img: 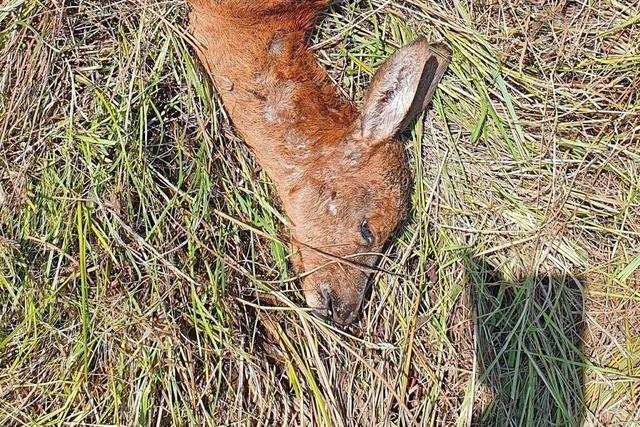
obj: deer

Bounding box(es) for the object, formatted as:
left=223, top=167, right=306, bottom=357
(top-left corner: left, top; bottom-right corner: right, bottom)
left=189, top=0, right=449, bottom=325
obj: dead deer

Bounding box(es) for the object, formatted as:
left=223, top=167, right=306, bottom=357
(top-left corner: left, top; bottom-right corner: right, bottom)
left=189, top=0, right=449, bottom=325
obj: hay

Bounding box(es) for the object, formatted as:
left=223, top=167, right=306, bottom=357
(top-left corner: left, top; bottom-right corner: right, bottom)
left=1, top=0, right=638, bottom=425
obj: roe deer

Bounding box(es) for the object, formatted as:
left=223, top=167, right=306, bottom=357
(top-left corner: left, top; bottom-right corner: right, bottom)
left=189, top=0, right=449, bottom=325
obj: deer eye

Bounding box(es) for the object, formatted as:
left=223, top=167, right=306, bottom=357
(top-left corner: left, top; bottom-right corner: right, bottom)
left=360, top=219, right=375, bottom=246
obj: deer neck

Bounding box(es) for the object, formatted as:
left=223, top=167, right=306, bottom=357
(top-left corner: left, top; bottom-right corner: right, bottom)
left=192, top=14, right=359, bottom=190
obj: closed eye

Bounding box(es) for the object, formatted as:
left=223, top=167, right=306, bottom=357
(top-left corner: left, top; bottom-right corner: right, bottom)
left=360, top=219, right=375, bottom=246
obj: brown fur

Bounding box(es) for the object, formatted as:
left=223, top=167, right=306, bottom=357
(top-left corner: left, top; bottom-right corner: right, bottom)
left=189, top=0, right=449, bottom=325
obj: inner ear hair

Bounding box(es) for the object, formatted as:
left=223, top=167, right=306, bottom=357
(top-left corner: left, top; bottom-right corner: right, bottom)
left=358, top=37, right=451, bottom=143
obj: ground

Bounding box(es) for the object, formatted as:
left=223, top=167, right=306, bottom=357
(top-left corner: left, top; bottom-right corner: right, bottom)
left=1, top=0, right=639, bottom=426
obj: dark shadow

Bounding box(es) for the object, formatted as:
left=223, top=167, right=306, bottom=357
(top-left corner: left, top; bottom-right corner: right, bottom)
left=465, top=257, right=586, bottom=427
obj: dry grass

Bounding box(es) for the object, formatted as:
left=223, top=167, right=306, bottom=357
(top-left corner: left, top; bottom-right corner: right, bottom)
left=1, top=0, right=639, bottom=425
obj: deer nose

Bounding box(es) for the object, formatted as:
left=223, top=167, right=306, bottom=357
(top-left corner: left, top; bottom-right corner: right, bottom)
left=309, top=289, right=360, bottom=326
left=331, top=299, right=360, bottom=326
left=309, top=287, right=332, bottom=321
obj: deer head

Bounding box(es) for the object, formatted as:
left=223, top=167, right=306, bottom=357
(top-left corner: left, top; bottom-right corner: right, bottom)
left=189, top=1, right=449, bottom=325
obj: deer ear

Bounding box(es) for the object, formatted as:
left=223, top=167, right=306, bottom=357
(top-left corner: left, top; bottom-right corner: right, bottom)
left=358, top=37, right=450, bottom=142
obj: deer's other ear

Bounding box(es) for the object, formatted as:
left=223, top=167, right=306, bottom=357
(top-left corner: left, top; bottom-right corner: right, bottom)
left=358, top=37, right=450, bottom=142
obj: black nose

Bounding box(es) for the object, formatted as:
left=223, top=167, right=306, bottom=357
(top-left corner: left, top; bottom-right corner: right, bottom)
left=310, top=289, right=360, bottom=326
left=331, top=300, right=360, bottom=326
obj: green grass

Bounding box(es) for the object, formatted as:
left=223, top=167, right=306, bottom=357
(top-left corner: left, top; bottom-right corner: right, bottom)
left=1, top=0, right=639, bottom=425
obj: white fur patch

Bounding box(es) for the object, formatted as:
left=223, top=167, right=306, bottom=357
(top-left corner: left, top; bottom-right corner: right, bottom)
left=282, top=162, right=297, bottom=172
left=269, top=38, right=285, bottom=55
left=264, top=81, right=295, bottom=123
left=305, top=289, right=326, bottom=313
left=284, top=128, right=308, bottom=149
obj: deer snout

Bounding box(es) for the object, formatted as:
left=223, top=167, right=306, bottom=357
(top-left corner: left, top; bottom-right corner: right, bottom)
left=304, top=279, right=365, bottom=326
left=329, top=296, right=361, bottom=326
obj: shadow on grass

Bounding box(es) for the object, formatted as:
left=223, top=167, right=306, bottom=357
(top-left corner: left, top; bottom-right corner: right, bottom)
left=466, top=257, right=586, bottom=427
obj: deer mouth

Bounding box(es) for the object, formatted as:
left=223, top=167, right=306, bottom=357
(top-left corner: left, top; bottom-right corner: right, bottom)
left=309, top=291, right=362, bottom=326
left=305, top=276, right=367, bottom=326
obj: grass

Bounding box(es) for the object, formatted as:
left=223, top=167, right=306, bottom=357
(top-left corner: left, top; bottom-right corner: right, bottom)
left=1, top=0, right=639, bottom=425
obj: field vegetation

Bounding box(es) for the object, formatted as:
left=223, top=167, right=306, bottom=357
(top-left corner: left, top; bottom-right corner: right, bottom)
left=1, top=0, right=639, bottom=425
